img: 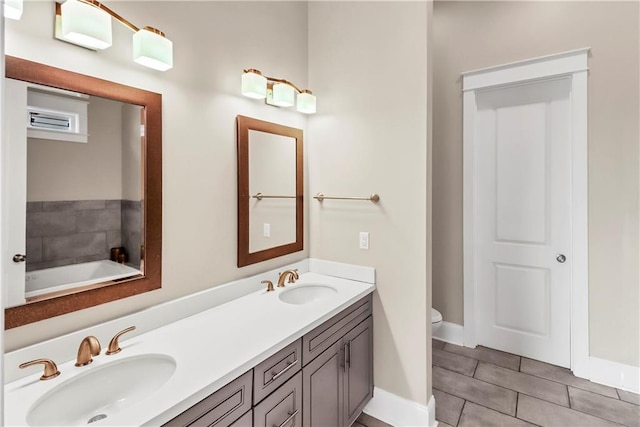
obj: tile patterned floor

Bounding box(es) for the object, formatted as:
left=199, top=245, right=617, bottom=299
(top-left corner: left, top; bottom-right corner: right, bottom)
left=432, top=339, right=640, bottom=427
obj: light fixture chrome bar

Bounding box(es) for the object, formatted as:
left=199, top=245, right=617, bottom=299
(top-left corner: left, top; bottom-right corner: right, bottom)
left=314, top=193, right=380, bottom=204
left=252, top=193, right=296, bottom=201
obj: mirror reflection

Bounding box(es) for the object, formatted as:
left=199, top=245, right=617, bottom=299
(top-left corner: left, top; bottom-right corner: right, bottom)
left=248, top=130, right=297, bottom=253
left=7, top=80, right=144, bottom=305
left=25, top=88, right=144, bottom=301
left=237, top=116, right=303, bottom=267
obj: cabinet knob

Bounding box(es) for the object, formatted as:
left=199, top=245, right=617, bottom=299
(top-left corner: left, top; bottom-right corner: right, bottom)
left=13, top=254, right=26, bottom=263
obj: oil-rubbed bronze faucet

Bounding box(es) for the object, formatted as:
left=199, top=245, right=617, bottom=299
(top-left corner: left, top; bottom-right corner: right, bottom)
left=277, top=269, right=299, bottom=287
left=75, top=336, right=101, bottom=367
left=19, top=358, right=60, bottom=380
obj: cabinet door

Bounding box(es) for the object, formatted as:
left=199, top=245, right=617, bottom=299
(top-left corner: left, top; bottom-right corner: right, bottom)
left=254, top=372, right=302, bottom=427
left=343, top=317, right=373, bottom=427
left=302, top=340, right=344, bottom=427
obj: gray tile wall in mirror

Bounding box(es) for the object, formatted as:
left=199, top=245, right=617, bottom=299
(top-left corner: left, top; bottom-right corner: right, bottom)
left=26, top=200, right=141, bottom=271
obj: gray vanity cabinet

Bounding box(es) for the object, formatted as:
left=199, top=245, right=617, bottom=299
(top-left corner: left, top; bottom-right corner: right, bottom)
left=163, top=294, right=372, bottom=427
left=302, top=296, right=374, bottom=427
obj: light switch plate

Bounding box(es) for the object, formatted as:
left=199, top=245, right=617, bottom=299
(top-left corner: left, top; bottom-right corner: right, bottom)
left=263, top=223, right=270, bottom=237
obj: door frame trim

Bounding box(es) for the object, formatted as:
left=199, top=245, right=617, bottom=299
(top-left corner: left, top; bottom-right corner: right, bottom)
left=462, top=48, right=590, bottom=377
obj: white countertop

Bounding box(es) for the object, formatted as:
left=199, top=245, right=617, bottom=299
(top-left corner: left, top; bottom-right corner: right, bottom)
left=4, top=272, right=375, bottom=426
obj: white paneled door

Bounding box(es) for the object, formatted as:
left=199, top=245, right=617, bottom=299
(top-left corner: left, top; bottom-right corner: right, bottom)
left=474, top=77, right=572, bottom=368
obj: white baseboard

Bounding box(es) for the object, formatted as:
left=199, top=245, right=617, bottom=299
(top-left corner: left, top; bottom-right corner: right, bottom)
left=589, top=356, right=640, bottom=393
left=364, top=387, right=432, bottom=426
left=432, top=321, right=464, bottom=346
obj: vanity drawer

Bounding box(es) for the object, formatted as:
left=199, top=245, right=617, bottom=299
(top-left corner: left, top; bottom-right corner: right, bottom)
left=163, top=370, right=253, bottom=427
left=253, top=339, right=302, bottom=404
left=302, top=294, right=372, bottom=365
left=229, top=410, right=252, bottom=427
left=253, top=372, right=303, bottom=427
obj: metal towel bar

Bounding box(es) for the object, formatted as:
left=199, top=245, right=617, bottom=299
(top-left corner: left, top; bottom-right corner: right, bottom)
left=314, top=192, right=380, bottom=203
left=252, top=192, right=296, bottom=200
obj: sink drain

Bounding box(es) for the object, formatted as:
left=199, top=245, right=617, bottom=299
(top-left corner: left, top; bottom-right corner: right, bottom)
left=87, top=414, right=107, bottom=424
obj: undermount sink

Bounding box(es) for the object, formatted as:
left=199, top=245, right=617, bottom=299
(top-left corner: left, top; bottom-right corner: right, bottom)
left=279, top=284, right=338, bottom=305
left=27, top=354, right=176, bottom=426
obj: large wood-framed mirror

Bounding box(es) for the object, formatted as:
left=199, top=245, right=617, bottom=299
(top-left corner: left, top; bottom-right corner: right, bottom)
left=4, top=56, right=162, bottom=329
left=237, top=116, right=303, bottom=267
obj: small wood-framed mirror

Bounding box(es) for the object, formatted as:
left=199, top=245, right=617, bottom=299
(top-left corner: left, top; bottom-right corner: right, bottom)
left=237, top=116, right=303, bottom=267
left=4, top=56, right=162, bottom=329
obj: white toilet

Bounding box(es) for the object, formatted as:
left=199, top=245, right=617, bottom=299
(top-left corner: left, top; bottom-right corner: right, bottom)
left=432, top=308, right=443, bottom=333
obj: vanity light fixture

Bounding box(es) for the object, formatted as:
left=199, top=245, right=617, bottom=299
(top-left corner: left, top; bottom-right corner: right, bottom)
left=241, top=69, right=317, bottom=114
left=4, top=0, right=24, bottom=20
left=55, top=0, right=173, bottom=71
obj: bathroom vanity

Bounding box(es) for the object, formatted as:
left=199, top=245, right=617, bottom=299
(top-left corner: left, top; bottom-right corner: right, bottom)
left=164, top=295, right=372, bottom=427
left=4, top=265, right=375, bottom=427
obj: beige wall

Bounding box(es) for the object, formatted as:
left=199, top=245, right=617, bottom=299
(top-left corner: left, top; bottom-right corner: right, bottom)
left=432, top=1, right=640, bottom=367
left=5, top=0, right=309, bottom=350
left=308, top=1, right=431, bottom=404
left=27, top=96, right=123, bottom=201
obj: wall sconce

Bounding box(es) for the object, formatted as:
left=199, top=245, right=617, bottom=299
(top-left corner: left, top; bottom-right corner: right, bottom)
left=4, top=0, right=24, bottom=20
left=241, top=69, right=316, bottom=114
left=54, top=0, right=173, bottom=71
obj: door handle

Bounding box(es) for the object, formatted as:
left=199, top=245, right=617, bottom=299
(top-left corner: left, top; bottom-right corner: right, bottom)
left=13, top=254, right=26, bottom=263
left=556, top=254, right=567, bottom=263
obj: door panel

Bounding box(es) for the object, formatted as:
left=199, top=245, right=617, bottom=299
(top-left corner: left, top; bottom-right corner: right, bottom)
left=495, top=263, right=549, bottom=336
left=475, top=77, right=571, bottom=367
left=495, top=102, right=548, bottom=244
left=3, top=79, right=28, bottom=307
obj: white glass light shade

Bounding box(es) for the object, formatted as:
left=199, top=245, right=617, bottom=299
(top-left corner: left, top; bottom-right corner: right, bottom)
left=61, top=0, right=112, bottom=50
left=4, top=0, right=23, bottom=20
left=242, top=70, right=267, bottom=99
left=296, top=91, right=317, bottom=114
left=271, top=83, right=295, bottom=107
left=133, top=28, right=173, bottom=71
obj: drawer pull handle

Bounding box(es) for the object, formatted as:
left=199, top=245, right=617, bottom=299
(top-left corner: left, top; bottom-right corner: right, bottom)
left=270, top=359, right=298, bottom=383
left=275, top=409, right=299, bottom=427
